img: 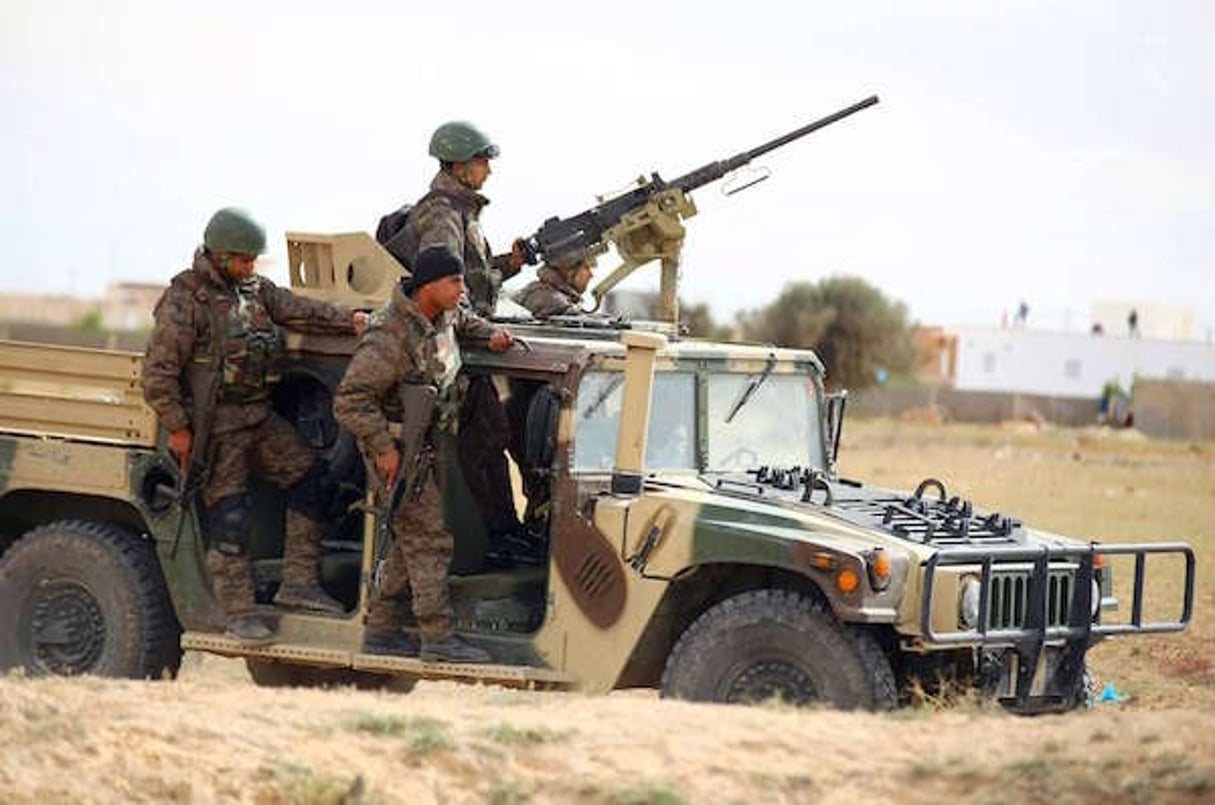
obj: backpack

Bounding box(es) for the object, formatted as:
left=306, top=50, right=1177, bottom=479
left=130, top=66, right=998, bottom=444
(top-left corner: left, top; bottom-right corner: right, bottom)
left=375, top=203, right=413, bottom=246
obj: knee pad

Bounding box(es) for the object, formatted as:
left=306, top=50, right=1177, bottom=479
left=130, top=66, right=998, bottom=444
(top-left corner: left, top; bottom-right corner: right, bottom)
left=206, top=494, right=251, bottom=556
left=285, top=459, right=327, bottom=521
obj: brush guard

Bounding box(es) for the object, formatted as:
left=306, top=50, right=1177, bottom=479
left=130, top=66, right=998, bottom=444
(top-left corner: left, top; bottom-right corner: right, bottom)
left=919, top=542, right=1195, bottom=706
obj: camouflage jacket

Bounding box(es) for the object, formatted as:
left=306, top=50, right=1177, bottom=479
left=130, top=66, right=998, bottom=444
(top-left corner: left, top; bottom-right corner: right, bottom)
left=512, top=266, right=584, bottom=318
left=386, top=171, right=519, bottom=317
left=141, top=249, right=356, bottom=435
left=333, top=282, right=498, bottom=458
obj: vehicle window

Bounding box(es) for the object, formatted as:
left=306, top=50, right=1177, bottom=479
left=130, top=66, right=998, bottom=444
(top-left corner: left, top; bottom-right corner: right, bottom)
left=573, top=371, right=697, bottom=472
left=706, top=373, right=824, bottom=471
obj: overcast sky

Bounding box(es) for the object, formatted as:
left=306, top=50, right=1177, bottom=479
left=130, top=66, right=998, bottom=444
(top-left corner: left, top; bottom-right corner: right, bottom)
left=2, top=0, right=1212, bottom=337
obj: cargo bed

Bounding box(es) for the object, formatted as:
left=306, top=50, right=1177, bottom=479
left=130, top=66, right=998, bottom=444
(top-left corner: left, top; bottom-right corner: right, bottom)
left=0, top=339, right=156, bottom=447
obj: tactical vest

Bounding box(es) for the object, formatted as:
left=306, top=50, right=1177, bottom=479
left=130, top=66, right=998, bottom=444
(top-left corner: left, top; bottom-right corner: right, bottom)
left=181, top=272, right=285, bottom=404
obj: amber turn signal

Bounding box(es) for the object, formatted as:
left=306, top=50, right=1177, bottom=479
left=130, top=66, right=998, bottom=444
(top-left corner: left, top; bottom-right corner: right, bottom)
left=836, top=568, right=860, bottom=594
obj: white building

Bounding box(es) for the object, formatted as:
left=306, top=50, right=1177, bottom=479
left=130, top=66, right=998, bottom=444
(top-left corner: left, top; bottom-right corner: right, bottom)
left=953, top=327, right=1215, bottom=397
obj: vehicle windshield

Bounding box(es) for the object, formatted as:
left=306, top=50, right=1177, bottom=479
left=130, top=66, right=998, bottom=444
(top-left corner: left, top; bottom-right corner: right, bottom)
left=572, top=368, right=825, bottom=474
left=573, top=372, right=696, bottom=472
left=706, top=373, right=823, bottom=472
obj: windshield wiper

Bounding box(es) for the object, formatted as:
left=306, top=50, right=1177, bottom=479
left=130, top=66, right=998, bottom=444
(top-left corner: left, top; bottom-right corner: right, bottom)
left=724, top=353, right=777, bottom=424
left=581, top=373, right=625, bottom=419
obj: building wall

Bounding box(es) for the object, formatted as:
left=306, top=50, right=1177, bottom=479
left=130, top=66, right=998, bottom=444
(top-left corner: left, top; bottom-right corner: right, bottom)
left=953, top=327, right=1215, bottom=397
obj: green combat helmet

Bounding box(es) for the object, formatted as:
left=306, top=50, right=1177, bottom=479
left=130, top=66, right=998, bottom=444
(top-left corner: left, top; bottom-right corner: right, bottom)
left=429, top=121, right=500, bottom=162
left=203, top=207, right=267, bottom=255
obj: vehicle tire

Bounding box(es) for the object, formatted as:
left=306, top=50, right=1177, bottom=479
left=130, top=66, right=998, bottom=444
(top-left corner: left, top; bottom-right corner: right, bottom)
left=246, top=659, right=417, bottom=693
left=0, top=520, right=182, bottom=679
left=660, top=588, right=896, bottom=710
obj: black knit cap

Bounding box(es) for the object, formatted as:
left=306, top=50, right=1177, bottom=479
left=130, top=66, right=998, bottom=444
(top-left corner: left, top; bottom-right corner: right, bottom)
left=404, top=246, right=464, bottom=292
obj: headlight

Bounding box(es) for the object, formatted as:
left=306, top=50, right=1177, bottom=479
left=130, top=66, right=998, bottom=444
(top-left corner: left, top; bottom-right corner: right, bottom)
left=959, top=575, right=981, bottom=629
left=1091, top=579, right=1101, bottom=619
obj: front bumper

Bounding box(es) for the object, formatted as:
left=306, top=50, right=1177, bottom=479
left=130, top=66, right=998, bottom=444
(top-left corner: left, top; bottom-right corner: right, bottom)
left=919, top=542, right=1195, bottom=705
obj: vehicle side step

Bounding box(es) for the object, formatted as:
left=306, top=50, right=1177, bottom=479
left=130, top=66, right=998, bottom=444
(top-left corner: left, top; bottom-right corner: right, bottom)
left=181, top=631, right=576, bottom=689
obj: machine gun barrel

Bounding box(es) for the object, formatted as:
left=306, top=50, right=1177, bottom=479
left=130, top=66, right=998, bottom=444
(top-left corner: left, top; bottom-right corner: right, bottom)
left=669, top=94, right=879, bottom=193
left=522, top=95, right=879, bottom=267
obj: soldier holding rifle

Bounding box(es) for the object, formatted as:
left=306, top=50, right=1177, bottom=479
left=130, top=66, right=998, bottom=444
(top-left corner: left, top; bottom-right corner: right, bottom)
left=334, top=246, right=513, bottom=663
left=141, top=208, right=367, bottom=646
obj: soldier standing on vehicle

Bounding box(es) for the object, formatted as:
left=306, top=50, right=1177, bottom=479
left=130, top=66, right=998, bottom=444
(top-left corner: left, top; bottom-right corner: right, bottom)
left=141, top=207, right=368, bottom=645
left=333, top=246, right=513, bottom=663
left=379, top=120, right=532, bottom=552
left=512, top=247, right=596, bottom=318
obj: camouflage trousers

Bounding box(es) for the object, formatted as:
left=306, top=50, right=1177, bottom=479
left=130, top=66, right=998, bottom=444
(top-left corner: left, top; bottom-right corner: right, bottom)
left=457, top=376, right=519, bottom=534
left=365, top=450, right=454, bottom=641
left=202, top=412, right=314, bottom=505
left=201, top=412, right=326, bottom=616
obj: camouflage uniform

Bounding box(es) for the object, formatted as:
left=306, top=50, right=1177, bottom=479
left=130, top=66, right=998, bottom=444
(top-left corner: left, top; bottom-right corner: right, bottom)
left=383, top=169, right=522, bottom=538
left=512, top=266, right=585, bottom=318
left=385, top=170, right=520, bottom=317
left=141, top=249, right=356, bottom=622
left=333, top=282, right=496, bottom=641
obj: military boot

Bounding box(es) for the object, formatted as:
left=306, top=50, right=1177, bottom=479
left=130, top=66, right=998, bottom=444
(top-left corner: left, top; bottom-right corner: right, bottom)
left=274, top=511, right=346, bottom=615
left=362, top=629, right=420, bottom=657
left=420, top=634, right=492, bottom=664
left=206, top=549, right=278, bottom=647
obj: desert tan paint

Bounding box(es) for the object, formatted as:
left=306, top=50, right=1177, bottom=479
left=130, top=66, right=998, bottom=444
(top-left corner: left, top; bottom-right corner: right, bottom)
left=613, top=331, right=666, bottom=475
left=7, top=440, right=133, bottom=496
left=0, top=339, right=157, bottom=447
left=285, top=232, right=403, bottom=309
left=533, top=497, right=673, bottom=691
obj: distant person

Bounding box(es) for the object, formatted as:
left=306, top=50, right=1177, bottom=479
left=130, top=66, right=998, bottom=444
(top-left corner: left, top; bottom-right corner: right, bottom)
left=1014, top=300, right=1029, bottom=327
left=1091, top=322, right=1104, bottom=336
left=1128, top=308, right=1140, bottom=338
left=141, top=207, right=367, bottom=646
left=512, top=247, right=596, bottom=318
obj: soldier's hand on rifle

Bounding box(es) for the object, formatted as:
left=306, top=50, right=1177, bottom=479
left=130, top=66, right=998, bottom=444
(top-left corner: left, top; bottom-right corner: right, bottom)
left=487, top=329, right=514, bottom=353
left=168, top=427, right=192, bottom=476
left=376, top=448, right=402, bottom=486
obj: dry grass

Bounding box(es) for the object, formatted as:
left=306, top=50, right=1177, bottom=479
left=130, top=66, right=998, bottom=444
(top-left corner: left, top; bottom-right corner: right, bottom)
left=0, top=419, right=1211, bottom=804
left=840, top=417, right=1215, bottom=711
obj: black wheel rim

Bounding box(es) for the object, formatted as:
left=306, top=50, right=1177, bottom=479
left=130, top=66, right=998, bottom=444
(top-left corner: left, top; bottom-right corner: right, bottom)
left=723, top=657, right=819, bottom=705
left=22, top=579, right=107, bottom=675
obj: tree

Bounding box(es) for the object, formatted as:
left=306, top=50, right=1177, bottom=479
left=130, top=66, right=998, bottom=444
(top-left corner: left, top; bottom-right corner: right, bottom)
left=737, top=276, right=913, bottom=391
left=679, top=299, right=733, bottom=340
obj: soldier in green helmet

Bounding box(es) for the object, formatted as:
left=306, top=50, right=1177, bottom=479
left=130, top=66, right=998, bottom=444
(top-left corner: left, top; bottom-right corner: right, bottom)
left=141, top=207, right=369, bottom=645
left=379, top=120, right=525, bottom=316
left=377, top=122, right=537, bottom=555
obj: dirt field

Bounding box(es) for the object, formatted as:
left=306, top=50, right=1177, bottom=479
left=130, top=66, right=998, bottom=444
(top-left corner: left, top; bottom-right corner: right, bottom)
left=2, top=419, right=1212, bottom=805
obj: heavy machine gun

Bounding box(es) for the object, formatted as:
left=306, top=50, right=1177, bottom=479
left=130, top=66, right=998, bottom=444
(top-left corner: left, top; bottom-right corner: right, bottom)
left=520, top=95, right=879, bottom=322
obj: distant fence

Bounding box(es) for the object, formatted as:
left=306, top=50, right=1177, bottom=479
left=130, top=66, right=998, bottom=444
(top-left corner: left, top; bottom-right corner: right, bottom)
left=1132, top=379, right=1215, bottom=441
left=849, top=387, right=1099, bottom=427
left=851, top=383, right=1215, bottom=441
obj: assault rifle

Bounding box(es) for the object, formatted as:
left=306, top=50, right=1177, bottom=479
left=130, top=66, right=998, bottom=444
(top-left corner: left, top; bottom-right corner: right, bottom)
left=520, top=95, right=879, bottom=321
left=372, top=384, right=438, bottom=588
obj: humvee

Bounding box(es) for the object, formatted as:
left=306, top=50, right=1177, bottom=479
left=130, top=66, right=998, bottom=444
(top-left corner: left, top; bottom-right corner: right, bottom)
left=0, top=232, right=1195, bottom=712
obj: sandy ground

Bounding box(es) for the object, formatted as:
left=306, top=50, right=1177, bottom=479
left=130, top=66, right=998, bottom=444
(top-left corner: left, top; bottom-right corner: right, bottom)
left=2, top=420, right=1213, bottom=804
left=2, top=662, right=1213, bottom=805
